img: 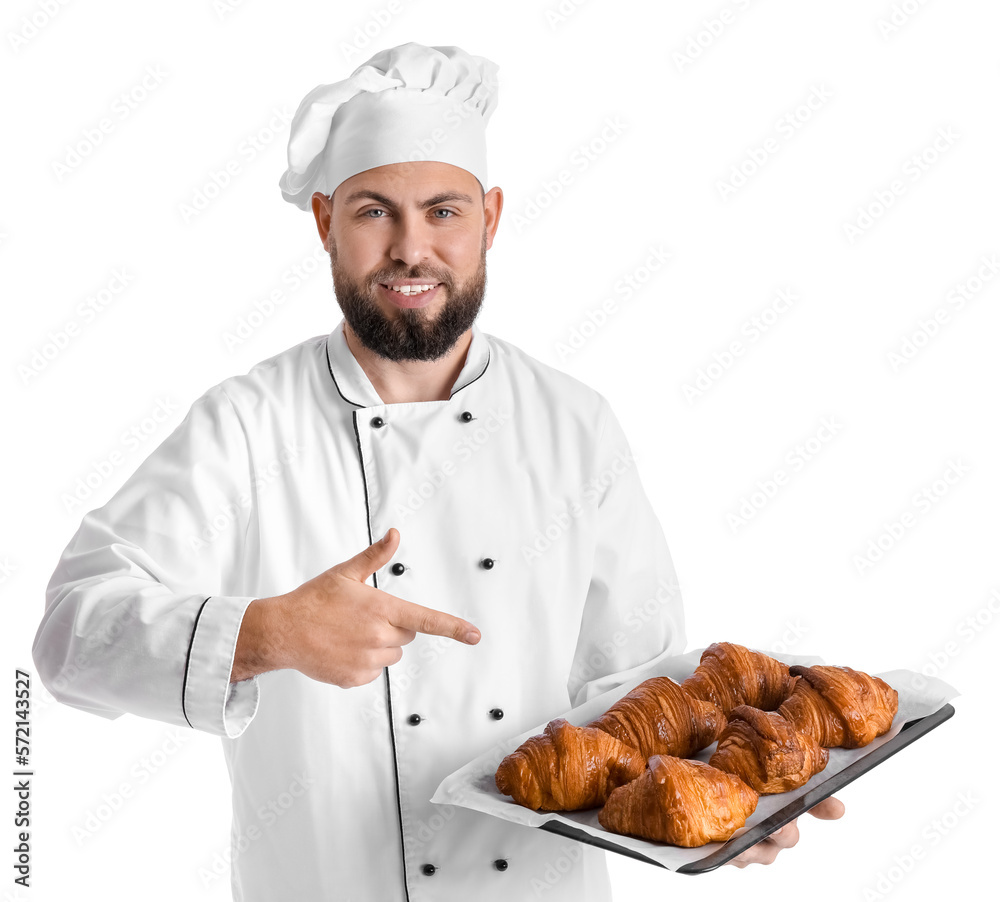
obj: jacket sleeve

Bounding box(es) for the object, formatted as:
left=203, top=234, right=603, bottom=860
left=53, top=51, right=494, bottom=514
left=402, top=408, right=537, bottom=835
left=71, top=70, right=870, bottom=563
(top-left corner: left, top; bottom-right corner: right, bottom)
left=32, top=383, right=260, bottom=739
left=566, top=397, right=687, bottom=708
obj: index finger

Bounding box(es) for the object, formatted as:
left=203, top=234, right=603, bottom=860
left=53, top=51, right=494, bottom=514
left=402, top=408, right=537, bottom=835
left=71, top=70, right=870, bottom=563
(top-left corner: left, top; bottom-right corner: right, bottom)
left=386, top=596, right=481, bottom=644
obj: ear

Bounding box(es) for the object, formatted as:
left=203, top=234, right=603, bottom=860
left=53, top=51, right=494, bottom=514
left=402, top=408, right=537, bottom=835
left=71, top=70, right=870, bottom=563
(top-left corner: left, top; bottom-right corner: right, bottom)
left=483, top=186, right=503, bottom=250
left=311, top=192, right=333, bottom=250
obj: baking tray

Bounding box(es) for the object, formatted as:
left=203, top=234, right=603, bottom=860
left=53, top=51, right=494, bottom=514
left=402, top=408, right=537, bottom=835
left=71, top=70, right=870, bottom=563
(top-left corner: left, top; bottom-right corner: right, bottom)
left=431, top=656, right=959, bottom=871
left=538, top=702, right=955, bottom=874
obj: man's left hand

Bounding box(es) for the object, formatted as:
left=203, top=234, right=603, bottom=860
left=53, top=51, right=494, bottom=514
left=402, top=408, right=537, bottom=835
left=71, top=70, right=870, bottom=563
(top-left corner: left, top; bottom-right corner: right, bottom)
left=727, top=796, right=846, bottom=867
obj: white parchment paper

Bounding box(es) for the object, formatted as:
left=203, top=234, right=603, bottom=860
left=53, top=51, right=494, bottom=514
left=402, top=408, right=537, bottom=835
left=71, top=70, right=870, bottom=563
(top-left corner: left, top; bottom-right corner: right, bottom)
left=430, top=648, right=959, bottom=871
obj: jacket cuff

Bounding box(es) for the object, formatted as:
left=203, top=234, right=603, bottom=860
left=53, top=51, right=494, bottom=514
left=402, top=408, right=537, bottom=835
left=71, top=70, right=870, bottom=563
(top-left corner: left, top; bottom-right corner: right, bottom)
left=182, top=595, right=260, bottom=738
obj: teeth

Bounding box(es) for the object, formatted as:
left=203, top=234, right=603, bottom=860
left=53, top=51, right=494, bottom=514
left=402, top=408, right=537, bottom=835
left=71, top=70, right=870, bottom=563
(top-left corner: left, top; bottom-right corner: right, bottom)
left=386, top=284, right=437, bottom=295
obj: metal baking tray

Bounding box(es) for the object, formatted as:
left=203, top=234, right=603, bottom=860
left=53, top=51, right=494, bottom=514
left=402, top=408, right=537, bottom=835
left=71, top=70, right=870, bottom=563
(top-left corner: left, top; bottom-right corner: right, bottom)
left=537, top=703, right=955, bottom=874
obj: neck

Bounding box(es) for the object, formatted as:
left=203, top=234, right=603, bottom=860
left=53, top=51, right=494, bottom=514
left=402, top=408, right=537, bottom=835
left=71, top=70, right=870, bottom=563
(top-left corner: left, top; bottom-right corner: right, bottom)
left=343, top=323, right=473, bottom=404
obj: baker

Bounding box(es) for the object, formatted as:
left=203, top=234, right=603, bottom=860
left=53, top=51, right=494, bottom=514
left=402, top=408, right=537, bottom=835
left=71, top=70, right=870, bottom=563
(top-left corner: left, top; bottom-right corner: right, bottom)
left=33, top=41, right=841, bottom=901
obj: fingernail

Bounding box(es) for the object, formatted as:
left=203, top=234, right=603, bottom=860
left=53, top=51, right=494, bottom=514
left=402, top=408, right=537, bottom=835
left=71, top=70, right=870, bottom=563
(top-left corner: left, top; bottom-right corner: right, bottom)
left=463, top=629, right=481, bottom=644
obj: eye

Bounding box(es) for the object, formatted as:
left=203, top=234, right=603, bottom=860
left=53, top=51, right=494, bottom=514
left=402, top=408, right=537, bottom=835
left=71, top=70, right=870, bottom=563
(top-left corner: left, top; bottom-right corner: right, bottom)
left=434, top=209, right=456, bottom=218
left=363, top=208, right=387, bottom=218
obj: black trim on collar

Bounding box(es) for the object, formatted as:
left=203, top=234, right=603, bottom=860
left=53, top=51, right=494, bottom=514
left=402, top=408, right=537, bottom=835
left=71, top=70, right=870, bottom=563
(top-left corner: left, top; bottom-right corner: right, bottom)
left=452, top=346, right=491, bottom=396
left=326, top=341, right=363, bottom=409
left=326, top=333, right=492, bottom=408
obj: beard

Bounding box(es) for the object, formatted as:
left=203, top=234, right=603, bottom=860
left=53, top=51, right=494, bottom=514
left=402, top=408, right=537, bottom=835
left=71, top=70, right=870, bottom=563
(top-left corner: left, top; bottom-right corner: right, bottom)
left=330, top=229, right=487, bottom=362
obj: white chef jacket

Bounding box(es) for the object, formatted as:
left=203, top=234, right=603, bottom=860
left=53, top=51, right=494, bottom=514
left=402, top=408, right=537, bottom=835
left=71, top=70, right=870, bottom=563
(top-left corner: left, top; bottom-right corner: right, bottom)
left=33, top=316, right=686, bottom=901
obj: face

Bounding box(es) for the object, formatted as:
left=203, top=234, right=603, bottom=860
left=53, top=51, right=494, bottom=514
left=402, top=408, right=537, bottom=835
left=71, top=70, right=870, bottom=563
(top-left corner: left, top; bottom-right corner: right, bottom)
left=312, top=161, right=503, bottom=362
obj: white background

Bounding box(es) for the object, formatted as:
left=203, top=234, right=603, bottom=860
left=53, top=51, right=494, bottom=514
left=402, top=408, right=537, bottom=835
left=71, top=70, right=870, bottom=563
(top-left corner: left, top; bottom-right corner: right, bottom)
left=2, top=0, right=997, bottom=899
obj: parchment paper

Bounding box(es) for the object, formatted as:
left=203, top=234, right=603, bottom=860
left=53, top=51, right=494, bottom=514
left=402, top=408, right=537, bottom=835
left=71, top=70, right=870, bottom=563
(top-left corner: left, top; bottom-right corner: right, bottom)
left=430, top=647, right=959, bottom=871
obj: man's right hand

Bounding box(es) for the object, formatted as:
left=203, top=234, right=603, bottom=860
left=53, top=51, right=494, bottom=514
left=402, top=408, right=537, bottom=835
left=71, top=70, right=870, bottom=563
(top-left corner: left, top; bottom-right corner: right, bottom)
left=230, top=527, right=481, bottom=686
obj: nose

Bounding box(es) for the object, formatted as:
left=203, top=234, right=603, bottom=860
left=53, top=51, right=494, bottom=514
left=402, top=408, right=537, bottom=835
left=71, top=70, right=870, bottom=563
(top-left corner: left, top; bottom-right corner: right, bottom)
left=386, top=210, right=435, bottom=270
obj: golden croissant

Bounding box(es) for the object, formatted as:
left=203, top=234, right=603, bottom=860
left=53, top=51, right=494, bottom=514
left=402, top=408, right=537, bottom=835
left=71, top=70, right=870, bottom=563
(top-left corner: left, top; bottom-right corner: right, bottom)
left=599, top=755, right=759, bottom=847
left=494, top=718, right=647, bottom=811
left=681, top=641, right=796, bottom=715
left=778, top=664, right=898, bottom=749
left=586, top=676, right=724, bottom=759
left=709, top=704, right=829, bottom=793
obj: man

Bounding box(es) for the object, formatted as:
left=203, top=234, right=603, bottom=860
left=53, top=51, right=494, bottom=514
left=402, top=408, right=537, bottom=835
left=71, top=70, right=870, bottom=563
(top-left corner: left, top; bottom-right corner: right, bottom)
left=33, top=42, right=840, bottom=901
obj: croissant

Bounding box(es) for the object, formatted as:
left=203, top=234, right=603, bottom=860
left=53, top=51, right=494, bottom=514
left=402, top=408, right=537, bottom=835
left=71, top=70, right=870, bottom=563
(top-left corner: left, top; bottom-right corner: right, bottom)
left=494, top=718, right=646, bottom=811
left=681, top=642, right=796, bottom=715
left=777, top=665, right=898, bottom=749
left=709, top=704, right=829, bottom=793
left=586, top=676, right=724, bottom=759
left=599, top=755, right=759, bottom=847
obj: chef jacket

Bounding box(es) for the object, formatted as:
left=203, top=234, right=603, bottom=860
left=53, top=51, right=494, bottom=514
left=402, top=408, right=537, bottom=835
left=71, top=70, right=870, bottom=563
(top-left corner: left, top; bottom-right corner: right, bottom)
left=33, top=316, right=686, bottom=901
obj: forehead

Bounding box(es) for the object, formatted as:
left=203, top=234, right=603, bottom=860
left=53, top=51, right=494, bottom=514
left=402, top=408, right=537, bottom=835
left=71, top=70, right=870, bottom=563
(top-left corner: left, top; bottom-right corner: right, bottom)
left=334, top=161, right=480, bottom=204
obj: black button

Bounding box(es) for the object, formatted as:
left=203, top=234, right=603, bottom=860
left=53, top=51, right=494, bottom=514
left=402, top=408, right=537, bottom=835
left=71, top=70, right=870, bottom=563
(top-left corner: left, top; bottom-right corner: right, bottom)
left=493, top=858, right=508, bottom=871
left=481, top=558, right=495, bottom=570
left=460, top=411, right=473, bottom=422
left=408, top=714, right=422, bottom=725
left=489, top=708, right=504, bottom=720
left=391, top=562, right=405, bottom=576
left=371, top=416, right=385, bottom=428
left=421, top=863, right=436, bottom=876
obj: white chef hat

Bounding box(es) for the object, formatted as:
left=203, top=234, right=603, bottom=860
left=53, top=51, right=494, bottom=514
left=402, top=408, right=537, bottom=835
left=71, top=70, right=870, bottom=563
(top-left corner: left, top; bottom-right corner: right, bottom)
left=278, top=42, right=500, bottom=211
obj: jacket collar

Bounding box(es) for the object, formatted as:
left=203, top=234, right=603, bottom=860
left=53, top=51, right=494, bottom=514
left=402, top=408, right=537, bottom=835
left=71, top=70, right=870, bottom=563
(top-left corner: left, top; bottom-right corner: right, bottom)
left=325, top=316, right=491, bottom=408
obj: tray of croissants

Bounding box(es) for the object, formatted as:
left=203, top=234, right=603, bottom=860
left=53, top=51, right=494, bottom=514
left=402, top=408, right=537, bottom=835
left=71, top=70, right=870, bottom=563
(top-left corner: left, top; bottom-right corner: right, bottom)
left=431, top=642, right=957, bottom=872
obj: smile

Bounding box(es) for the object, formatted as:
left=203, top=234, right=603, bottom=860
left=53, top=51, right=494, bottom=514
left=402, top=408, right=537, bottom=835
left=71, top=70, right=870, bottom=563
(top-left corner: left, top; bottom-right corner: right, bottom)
left=381, top=283, right=440, bottom=296
left=378, top=282, right=443, bottom=309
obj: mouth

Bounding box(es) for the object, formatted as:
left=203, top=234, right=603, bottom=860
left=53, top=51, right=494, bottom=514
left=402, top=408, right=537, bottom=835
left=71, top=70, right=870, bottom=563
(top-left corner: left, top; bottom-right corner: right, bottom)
left=378, top=281, right=443, bottom=309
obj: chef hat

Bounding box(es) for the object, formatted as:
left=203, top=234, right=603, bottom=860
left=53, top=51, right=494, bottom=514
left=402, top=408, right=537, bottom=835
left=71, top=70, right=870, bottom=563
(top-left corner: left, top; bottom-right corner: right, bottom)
left=278, top=42, right=500, bottom=210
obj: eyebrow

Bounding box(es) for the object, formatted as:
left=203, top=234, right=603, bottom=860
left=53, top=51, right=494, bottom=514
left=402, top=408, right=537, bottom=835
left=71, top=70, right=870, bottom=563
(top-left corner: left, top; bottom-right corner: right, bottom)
left=341, top=189, right=476, bottom=210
